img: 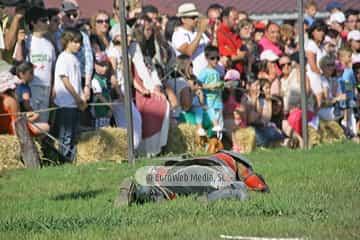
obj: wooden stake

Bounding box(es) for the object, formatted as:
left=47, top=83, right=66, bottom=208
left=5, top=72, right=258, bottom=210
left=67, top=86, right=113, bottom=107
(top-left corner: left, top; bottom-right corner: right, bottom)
left=14, top=116, right=40, bottom=168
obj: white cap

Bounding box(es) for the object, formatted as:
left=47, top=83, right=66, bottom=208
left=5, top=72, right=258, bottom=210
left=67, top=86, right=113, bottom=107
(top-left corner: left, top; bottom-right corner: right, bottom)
left=260, top=50, right=279, bottom=62
left=347, top=30, right=360, bottom=41
left=329, top=12, right=346, bottom=24
left=109, top=24, right=133, bottom=40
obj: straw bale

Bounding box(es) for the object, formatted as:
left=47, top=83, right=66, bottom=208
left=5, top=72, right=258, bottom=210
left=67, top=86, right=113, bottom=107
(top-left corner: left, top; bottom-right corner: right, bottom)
left=232, top=127, right=256, bottom=154
left=76, top=127, right=128, bottom=163
left=308, top=126, right=321, bottom=148
left=319, top=120, right=345, bottom=144
left=164, top=123, right=204, bottom=154
left=0, top=135, right=24, bottom=171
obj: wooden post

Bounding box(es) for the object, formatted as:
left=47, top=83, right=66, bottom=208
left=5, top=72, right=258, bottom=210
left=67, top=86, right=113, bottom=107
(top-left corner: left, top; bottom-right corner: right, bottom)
left=297, top=0, right=308, bottom=149
left=14, top=116, right=40, bottom=168
left=119, top=0, right=135, bottom=164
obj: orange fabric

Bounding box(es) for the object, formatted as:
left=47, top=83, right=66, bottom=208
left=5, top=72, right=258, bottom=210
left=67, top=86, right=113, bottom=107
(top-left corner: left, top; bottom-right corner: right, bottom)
left=212, top=152, right=237, bottom=172
left=0, top=94, right=36, bottom=136
left=0, top=94, right=16, bottom=135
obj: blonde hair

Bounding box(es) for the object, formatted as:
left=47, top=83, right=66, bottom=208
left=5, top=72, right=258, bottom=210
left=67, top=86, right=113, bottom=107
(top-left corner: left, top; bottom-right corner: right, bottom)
left=305, top=0, right=318, bottom=9
left=90, top=10, right=110, bottom=34
left=337, top=46, right=352, bottom=59
left=280, top=24, right=294, bottom=41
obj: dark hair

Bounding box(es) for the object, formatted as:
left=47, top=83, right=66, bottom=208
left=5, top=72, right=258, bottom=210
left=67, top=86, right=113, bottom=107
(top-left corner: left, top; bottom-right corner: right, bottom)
left=164, top=16, right=181, bottom=42
left=61, top=28, right=83, bottom=49
left=142, top=5, right=159, bottom=15
left=221, top=6, right=237, bottom=20
left=345, top=9, right=359, bottom=19
left=265, top=21, right=280, bottom=32
left=353, top=62, right=360, bottom=82
left=133, top=15, right=156, bottom=58
left=16, top=61, right=34, bottom=77
left=307, top=19, right=327, bottom=40
left=206, top=3, right=224, bottom=15
left=222, top=87, right=244, bottom=103
left=204, top=45, right=219, bottom=58
left=326, top=28, right=339, bottom=38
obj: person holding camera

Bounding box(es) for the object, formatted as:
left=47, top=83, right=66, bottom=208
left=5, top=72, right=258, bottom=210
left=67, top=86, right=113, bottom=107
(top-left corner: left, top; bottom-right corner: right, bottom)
left=171, top=3, right=209, bottom=78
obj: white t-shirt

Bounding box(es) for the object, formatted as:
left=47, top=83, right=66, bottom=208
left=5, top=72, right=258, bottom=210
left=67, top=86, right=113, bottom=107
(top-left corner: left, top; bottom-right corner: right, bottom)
left=54, top=51, right=82, bottom=108
left=171, top=27, right=209, bottom=77
left=107, top=45, right=124, bottom=87
left=25, top=35, right=56, bottom=87
left=129, top=42, right=162, bottom=92
left=305, top=39, right=324, bottom=75
left=305, top=39, right=325, bottom=95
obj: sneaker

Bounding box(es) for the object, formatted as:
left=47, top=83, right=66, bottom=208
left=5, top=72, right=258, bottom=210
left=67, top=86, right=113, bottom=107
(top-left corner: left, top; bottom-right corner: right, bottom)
left=197, top=128, right=207, bottom=136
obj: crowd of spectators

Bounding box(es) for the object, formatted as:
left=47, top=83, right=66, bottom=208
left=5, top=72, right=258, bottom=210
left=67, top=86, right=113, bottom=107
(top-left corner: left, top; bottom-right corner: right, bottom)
left=0, top=0, right=359, bottom=160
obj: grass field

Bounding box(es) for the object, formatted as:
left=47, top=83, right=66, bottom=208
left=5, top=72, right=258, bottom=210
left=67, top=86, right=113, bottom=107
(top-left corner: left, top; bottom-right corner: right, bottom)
left=0, top=141, right=360, bottom=240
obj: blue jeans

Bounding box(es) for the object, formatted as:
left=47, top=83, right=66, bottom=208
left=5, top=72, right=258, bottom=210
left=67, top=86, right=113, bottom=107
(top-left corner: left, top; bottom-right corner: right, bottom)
left=254, top=125, right=284, bottom=147
left=53, top=108, right=80, bottom=161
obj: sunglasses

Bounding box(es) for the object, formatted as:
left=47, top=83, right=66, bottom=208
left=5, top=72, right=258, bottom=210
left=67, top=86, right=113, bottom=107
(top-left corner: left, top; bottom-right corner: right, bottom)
left=66, top=11, right=78, bottom=19
left=209, top=56, right=220, bottom=61
left=96, top=19, right=110, bottom=24
left=280, top=62, right=291, bottom=67
left=185, top=16, right=198, bottom=20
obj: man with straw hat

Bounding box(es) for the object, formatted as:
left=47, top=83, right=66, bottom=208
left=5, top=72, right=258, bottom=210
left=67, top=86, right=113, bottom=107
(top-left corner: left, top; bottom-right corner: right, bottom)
left=171, top=3, right=210, bottom=77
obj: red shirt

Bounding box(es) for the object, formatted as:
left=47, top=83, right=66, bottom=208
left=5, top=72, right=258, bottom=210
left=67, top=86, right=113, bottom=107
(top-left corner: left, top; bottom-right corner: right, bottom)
left=217, top=23, right=243, bottom=73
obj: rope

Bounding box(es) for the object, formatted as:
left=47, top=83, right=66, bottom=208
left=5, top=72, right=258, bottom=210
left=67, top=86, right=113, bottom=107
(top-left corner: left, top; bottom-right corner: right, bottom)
left=0, top=101, right=125, bottom=117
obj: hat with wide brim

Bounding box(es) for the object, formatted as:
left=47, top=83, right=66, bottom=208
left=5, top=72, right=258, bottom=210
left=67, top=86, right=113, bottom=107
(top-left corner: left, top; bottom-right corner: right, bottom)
left=176, top=3, right=200, bottom=17
left=25, top=6, right=55, bottom=23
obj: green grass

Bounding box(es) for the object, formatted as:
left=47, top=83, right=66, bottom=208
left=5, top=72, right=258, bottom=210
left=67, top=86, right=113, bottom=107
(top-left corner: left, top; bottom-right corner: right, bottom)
left=1, top=142, right=360, bottom=240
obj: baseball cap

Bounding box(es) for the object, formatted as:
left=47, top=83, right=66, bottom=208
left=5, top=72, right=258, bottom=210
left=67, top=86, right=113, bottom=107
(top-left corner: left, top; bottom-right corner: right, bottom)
left=224, top=69, right=241, bottom=81
left=326, top=1, right=342, bottom=12
left=329, top=12, right=346, bottom=24
left=260, top=50, right=279, bottom=62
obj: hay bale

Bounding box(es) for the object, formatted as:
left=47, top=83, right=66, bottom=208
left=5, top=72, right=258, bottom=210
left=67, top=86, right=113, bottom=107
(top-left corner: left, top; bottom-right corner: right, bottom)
left=319, top=120, right=345, bottom=144
left=76, top=127, right=128, bottom=164
left=164, top=123, right=203, bottom=154
left=308, top=126, right=321, bottom=148
left=0, top=135, right=24, bottom=171
left=232, top=127, right=256, bottom=154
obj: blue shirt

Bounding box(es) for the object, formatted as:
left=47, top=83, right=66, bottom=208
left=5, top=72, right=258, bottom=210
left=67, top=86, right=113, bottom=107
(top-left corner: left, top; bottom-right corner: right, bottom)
left=338, top=68, right=356, bottom=100
left=198, top=67, right=223, bottom=109
left=15, top=83, right=31, bottom=111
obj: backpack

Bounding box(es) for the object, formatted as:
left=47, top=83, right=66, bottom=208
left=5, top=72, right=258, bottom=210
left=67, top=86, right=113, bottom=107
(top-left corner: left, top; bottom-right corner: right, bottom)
left=116, top=150, right=269, bottom=206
